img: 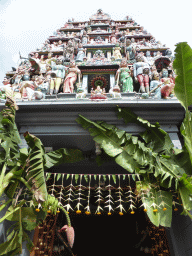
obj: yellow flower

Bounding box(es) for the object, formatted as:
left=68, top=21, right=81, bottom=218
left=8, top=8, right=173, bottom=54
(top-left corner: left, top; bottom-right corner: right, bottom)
left=108, top=212, right=112, bottom=216
left=47, top=210, right=51, bottom=213
left=97, top=212, right=101, bottom=215
left=153, top=209, right=158, bottom=212
left=163, top=208, right=167, bottom=211
left=144, top=208, right=147, bottom=212
left=76, top=210, right=81, bottom=214
left=130, top=211, right=135, bottom=214
left=56, top=210, right=60, bottom=213
left=119, top=212, right=123, bottom=216
left=85, top=211, right=91, bottom=215
left=35, top=208, right=40, bottom=212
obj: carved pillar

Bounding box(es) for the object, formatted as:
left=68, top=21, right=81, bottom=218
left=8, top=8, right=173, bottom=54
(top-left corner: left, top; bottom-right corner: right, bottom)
left=87, top=52, right=91, bottom=60
left=110, top=74, right=115, bottom=89
left=107, top=51, right=111, bottom=61
left=82, top=75, right=88, bottom=93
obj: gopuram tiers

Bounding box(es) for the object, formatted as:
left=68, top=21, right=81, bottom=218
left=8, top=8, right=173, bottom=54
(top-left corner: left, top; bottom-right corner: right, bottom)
left=3, top=9, right=174, bottom=101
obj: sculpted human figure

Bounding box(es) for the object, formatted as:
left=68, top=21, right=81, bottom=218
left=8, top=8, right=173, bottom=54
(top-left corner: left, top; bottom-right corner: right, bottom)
left=50, top=59, right=66, bottom=95
left=125, top=39, right=135, bottom=60
left=150, top=72, right=162, bottom=99
left=160, top=69, right=175, bottom=99
left=133, top=54, right=151, bottom=93
left=63, top=60, right=81, bottom=93
left=115, top=58, right=133, bottom=92
left=112, top=44, right=122, bottom=60
left=76, top=43, right=86, bottom=62
left=39, top=55, right=47, bottom=75
left=63, top=40, right=74, bottom=61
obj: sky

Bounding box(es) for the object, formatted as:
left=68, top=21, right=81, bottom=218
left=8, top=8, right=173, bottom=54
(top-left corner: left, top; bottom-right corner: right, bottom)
left=0, top=0, right=192, bottom=83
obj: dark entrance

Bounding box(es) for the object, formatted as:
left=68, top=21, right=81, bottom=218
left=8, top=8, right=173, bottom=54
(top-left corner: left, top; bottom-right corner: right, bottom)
left=70, top=210, right=152, bottom=255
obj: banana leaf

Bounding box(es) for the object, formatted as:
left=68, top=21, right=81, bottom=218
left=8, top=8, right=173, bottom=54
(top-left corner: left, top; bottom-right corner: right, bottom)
left=116, top=106, right=174, bottom=153
left=173, top=42, right=192, bottom=110
left=76, top=114, right=156, bottom=173
left=24, top=132, right=47, bottom=202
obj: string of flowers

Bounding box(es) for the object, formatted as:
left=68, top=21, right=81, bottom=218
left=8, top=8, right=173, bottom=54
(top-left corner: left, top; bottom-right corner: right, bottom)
left=105, top=175, right=114, bottom=215
left=115, top=175, right=126, bottom=215
left=85, top=174, right=92, bottom=215
left=75, top=174, right=85, bottom=214
left=64, top=174, right=75, bottom=213
left=56, top=173, right=65, bottom=213
left=95, top=175, right=103, bottom=215
left=125, top=175, right=136, bottom=214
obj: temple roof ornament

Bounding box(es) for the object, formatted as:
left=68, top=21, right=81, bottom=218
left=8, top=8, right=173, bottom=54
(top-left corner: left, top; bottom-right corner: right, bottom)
left=90, top=9, right=111, bottom=21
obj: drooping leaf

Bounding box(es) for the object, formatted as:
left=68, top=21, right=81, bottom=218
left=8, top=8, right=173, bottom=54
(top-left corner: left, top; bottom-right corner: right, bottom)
left=44, top=148, right=84, bottom=169
left=116, top=106, right=173, bottom=153
left=76, top=114, right=154, bottom=173
left=173, top=42, right=192, bottom=110
left=24, top=132, right=47, bottom=202
left=180, top=110, right=192, bottom=166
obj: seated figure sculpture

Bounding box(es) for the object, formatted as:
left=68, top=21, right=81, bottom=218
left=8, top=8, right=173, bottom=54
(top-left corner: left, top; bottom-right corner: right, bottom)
left=63, top=60, right=81, bottom=93
left=160, top=69, right=175, bottom=99
left=90, top=86, right=107, bottom=101
left=115, top=58, right=133, bottom=93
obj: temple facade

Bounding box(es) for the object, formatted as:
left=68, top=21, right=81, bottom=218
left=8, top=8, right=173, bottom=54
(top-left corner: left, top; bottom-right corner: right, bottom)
left=0, top=9, right=191, bottom=256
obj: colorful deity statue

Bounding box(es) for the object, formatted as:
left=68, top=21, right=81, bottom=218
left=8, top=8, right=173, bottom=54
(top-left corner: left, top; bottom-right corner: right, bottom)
left=50, top=59, right=66, bottom=95
left=115, top=58, right=133, bottom=92
left=63, top=60, right=81, bottom=93
left=112, top=44, right=122, bottom=60
left=160, top=69, right=175, bottom=99
left=90, top=85, right=107, bottom=101
left=63, top=40, right=74, bottom=61
left=39, top=55, right=47, bottom=75
left=125, top=39, right=135, bottom=60
left=150, top=72, right=162, bottom=99
left=82, top=30, right=89, bottom=45
left=133, top=54, right=151, bottom=93
left=76, top=43, right=86, bottom=62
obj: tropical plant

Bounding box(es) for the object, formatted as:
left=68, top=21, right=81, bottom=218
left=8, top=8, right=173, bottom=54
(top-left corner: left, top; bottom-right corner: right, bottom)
left=76, top=42, right=192, bottom=228
left=0, top=97, right=84, bottom=255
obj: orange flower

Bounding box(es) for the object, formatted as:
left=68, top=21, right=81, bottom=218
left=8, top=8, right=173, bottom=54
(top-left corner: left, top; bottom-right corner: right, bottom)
left=85, top=211, right=91, bottom=215
left=163, top=208, right=167, bottom=211
left=76, top=210, right=81, bottom=214
left=130, top=211, right=135, bottom=214
left=144, top=209, right=147, bottom=212
left=174, top=208, right=178, bottom=211
left=153, top=209, right=158, bottom=212
left=119, top=212, right=123, bottom=216
left=97, top=212, right=101, bottom=215
left=108, top=212, right=112, bottom=216
left=47, top=210, right=51, bottom=213
left=35, top=208, right=40, bottom=212
left=56, top=210, right=60, bottom=213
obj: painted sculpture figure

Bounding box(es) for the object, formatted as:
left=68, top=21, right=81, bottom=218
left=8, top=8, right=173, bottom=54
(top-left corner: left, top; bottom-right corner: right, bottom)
left=160, top=69, right=175, bottom=99
left=115, top=58, right=133, bottom=92
left=50, top=59, right=66, bottom=95
left=112, top=44, right=122, bottom=60
left=63, top=60, right=81, bottom=93
left=125, top=39, right=135, bottom=60
left=150, top=72, right=162, bottom=99
left=133, top=54, right=151, bottom=93
left=76, top=43, right=86, bottom=62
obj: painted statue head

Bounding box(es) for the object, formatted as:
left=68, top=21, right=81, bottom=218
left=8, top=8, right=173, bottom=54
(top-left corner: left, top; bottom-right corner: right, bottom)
left=136, top=54, right=143, bottom=62
left=120, top=58, right=128, bottom=68
left=162, top=68, right=168, bottom=78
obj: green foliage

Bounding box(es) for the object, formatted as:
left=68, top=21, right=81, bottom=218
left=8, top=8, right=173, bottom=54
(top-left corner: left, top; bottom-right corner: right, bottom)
left=173, top=42, right=192, bottom=110
left=0, top=100, right=84, bottom=256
